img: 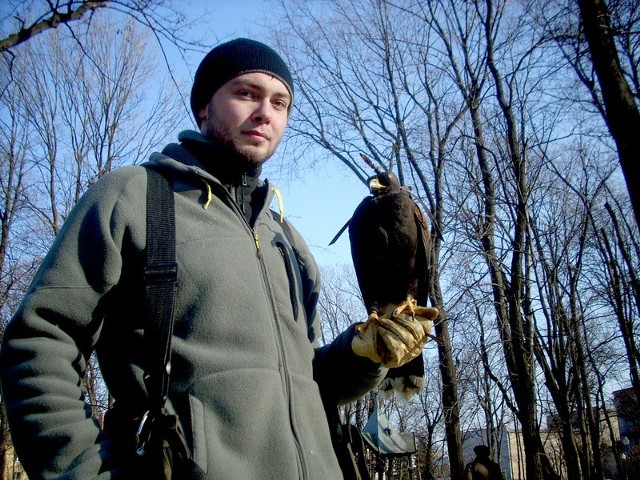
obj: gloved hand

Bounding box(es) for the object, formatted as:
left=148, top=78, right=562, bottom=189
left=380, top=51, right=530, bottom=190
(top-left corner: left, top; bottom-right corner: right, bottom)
left=351, top=303, right=439, bottom=368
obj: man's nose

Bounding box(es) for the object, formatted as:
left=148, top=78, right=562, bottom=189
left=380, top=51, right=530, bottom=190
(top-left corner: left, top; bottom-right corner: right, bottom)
left=251, top=100, right=272, bottom=123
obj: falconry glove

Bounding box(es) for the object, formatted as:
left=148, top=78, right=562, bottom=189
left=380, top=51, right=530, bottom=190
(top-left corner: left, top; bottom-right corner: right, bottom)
left=351, top=302, right=439, bottom=368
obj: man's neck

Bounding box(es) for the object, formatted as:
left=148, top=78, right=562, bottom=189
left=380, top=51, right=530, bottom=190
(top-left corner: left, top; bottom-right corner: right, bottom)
left=177, top=131, right=267, bottom=225
left=180, top=131, right=261, bottom=185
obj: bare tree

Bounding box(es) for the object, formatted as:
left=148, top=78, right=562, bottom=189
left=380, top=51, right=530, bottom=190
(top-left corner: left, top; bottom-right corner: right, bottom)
left=10, top=18, right=183, bottom=239
left=0, top=12, right=187, bottom=477
left=416, top=354, right=446, bottom=480
left=541, top=0, right=640, bottom=230
left=271, top=2, right=640, bottom=479
left=0, top=0, right=202, bottom=55
left=416, top=0, right=564, bottom=478
left=603, top=201, right=640, bottom=395
left=0, top=0, right=216, bottom=124
left=0, top=1, right=107, bottom=52
left=0, top=54, right=33, bottom=479
left=577, top=0, right=640, bottom=230
left=529, top=151, right=616, bottom=480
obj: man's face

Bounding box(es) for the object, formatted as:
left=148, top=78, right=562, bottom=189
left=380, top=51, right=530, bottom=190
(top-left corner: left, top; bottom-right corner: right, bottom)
left=199, top=72, right=291, bottom=168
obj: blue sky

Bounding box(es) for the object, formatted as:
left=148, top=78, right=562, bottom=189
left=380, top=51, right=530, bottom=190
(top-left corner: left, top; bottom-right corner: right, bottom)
left=0, top=0, right=367, bottom=267
left=180, top=0, right=368, bottom=267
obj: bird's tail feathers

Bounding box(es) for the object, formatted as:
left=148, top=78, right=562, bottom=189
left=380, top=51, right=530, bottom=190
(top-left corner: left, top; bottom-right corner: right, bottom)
left=378, top=373, right=425, bottom=402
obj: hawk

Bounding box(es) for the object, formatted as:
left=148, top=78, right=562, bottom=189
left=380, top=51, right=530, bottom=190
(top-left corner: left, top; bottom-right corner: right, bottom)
left=342, top=154, right=438, bottom=399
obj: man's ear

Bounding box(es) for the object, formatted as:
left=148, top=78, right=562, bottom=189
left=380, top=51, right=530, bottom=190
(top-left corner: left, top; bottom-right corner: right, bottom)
left=197, top=107, right=207, bottom=131
left=198, top=107, right=207, bottom=122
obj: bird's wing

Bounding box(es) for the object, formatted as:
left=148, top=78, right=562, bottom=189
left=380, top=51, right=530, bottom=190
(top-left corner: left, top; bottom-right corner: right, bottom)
left=380, top=198, right=433, bottom=401
left=413, top=200, right=431, bottom=306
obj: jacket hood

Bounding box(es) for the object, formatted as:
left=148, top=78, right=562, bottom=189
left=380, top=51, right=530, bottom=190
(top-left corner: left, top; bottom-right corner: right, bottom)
left=143, top=130, right=264, bottom=187
left=143, top=131, right=286, bottom=222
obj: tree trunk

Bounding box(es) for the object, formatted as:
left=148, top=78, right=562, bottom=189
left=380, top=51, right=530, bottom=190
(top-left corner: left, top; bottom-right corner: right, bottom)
left=433, top=308, right=465, bottom=479
left=0, top=401, right=9, bottom=480
left=577, top=0, right=640, bottom=231
left=480, top=3, right=561, bottom=478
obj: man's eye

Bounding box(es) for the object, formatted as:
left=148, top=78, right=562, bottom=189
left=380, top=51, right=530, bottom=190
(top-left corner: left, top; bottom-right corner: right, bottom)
left=238, top=90, right=254, bottom=98
left=273, top=99, right=288, bottom=110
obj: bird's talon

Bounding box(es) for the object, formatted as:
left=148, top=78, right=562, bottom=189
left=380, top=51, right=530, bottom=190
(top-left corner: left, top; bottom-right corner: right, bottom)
left=393, top=297, right=417, bottom=318
left=356, top=311, right=380, bottom=334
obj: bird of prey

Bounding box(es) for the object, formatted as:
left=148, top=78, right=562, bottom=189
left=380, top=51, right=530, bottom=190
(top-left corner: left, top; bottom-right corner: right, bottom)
left=345, top=154, right=438, bottom=400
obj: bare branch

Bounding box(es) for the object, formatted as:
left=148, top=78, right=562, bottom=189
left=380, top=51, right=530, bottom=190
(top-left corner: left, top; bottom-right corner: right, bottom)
left=0, top=1, right=107, bottom=53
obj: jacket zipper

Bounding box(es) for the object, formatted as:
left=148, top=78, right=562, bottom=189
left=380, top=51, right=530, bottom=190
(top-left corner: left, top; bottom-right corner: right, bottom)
left=215, top=181, right=308, bottom=478
left=254, top=240, right=307, bottom=478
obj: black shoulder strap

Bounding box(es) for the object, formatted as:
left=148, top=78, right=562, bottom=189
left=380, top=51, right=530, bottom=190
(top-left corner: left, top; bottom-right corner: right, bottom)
left=144, top=167, right=178, bottom=412
left=139, top=167, right=206, bottom=479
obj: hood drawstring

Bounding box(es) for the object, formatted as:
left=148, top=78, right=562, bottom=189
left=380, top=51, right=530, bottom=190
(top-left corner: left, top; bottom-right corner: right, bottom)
left=201, top=179, right=213, bottom=209
left=272, top=187, right=284, bottom=223
left=199, top=178, right=284, bottom=223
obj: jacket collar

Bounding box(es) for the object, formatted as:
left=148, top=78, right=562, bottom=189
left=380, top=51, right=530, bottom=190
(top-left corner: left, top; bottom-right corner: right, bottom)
left=161, top=131, right=268, bottom=226
left=170, top=130, right=262, bottom=188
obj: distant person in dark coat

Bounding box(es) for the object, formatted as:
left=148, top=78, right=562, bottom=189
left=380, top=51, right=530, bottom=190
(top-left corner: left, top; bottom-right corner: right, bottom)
left=465, top=444, right=505, bottom=480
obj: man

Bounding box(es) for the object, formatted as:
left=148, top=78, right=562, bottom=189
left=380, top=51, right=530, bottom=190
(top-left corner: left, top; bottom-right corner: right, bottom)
left=0, top=38, right=434, bottom=479
left=466, top=445, right=505, bottom=480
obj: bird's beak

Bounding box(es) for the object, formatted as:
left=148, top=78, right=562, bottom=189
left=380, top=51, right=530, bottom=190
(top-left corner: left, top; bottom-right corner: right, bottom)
left=369, top=178, right=384, bottom=193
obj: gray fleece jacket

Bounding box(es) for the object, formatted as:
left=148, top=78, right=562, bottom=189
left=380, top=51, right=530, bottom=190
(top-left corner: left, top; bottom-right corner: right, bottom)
left=0, top=133, right=385, bottom=479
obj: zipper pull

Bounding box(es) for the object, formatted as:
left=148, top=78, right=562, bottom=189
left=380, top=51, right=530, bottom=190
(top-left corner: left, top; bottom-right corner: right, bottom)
left=240, top=175, right=248, bottom=214
left=254, top=233, right=261, bottom=252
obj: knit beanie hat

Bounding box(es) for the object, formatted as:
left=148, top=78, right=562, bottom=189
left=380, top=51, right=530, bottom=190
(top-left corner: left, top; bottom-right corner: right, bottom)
left=190, top=38, right=294, bottom=124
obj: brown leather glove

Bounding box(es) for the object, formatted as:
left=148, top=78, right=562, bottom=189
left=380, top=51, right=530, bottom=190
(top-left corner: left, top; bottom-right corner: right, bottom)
left=352, top=303, right=439, bottom=368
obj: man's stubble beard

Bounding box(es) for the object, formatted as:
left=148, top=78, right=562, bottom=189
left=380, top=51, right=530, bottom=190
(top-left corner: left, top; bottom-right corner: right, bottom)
left=204, top=103, right=281, bottom=169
